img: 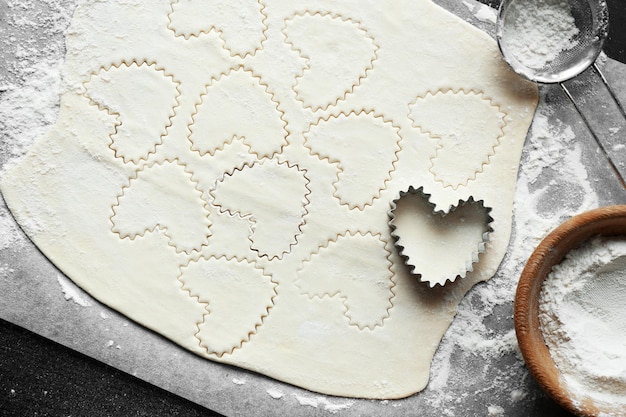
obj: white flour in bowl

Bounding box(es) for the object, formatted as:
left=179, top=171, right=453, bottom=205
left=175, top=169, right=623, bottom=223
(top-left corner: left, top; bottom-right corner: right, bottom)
left=539, top=236, right=626, bottom=408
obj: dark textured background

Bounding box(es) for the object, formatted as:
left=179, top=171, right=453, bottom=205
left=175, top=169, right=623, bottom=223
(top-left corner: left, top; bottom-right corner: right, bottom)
left=0, top=319, right=224, bottom=417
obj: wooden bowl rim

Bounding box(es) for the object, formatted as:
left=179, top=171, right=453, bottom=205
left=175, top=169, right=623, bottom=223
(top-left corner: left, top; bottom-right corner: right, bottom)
left=514, top=205, right=626, bottom=417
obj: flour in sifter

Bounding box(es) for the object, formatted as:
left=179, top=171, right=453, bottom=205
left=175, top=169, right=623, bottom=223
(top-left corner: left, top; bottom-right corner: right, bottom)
left=500, top=0, right=580, bottom=70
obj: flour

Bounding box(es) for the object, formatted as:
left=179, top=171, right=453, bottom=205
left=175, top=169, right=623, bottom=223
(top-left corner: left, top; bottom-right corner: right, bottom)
left=0, top=0, right=75, bottom=166
left=421, top=98, right=599, bottom=414
left=539, top=236, right=626, bottom=407
left=57, top=274, right=93, bottom=306
left=487, top=404, right=505, bottom=416
left=461, top=1, right=497, bottom=24
left=0, top=0, right=76, bottom=252
left=474, top=4, right=497, bottom=25
left=291, top=394, right=354, bottom=414
left=266, top=388, right=285, bottom=399
left=232, top=377, right=247, bottom=385
left=501, top=0, right=580, bottom=70
left=0, top=203, right=24, bottom=251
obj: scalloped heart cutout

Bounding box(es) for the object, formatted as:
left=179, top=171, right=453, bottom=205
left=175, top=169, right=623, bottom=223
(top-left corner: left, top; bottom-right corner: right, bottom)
left=283, top=11, right=378, bottom=111
left=111, top=160, right=211, bottom=254
left=210, top=159, right=310, bottom=260
left=179, top=256, right=277, bottom=356
left=167, top=0, right=267, bottom=57
left=408, top=90, right=506, bottom=189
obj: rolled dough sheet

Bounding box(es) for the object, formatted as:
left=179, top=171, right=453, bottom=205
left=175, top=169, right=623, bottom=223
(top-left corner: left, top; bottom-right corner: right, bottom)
left=0, top=0, right=537, bottom=399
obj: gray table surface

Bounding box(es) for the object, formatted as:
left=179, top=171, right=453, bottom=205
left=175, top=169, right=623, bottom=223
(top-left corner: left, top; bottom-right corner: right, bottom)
left=2, top=1, right=626, bottom=416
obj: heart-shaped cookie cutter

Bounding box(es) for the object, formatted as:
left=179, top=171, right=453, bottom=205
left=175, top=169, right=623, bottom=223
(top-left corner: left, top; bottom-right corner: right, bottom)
left=388, top=186, right=494, bottom=287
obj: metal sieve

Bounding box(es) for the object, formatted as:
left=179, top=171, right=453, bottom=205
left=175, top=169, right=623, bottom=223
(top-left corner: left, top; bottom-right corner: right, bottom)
left=496, top=0, right=609, bottom=83
left=496, top=0, right=626, bottom=189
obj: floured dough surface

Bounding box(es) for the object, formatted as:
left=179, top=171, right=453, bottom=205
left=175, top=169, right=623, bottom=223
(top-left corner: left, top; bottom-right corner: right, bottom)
left=0, top=0, right=537, bottom=399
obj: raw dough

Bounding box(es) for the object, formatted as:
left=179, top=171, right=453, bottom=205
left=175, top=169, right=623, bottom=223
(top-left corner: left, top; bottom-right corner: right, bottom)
left=0, top=0, right=537, bottom=399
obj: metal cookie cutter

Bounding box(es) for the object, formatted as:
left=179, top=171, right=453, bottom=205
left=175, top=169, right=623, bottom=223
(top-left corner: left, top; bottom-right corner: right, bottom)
left=388, top=186, right=494, bottom=287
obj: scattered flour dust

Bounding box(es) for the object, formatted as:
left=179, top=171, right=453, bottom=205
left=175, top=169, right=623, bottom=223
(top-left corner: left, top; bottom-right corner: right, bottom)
left=613, top=143, right=625, bottom=152
left=539, top=237, right=626, bottom=408
left=266, top=388, right=285, bottom=400
left=56, top=274, right=93, bottom=307
left=292, top=394, right=355, bottom=414
left=422, top=98, right=599, bottom=414
left=0, top=0, right=77, bottom=260
left=474, top=4, right=497, bottom=24
left=501, top=0, right=580, bottom=69
left=461, top=1, right=497, bottom=25
left=0, top=0, right=76, bottom=165
left=105, top=340, right=122, bottom=349
left=487, top=404, right=505, bottom=416
left=0, top=203, right=24, bottom=251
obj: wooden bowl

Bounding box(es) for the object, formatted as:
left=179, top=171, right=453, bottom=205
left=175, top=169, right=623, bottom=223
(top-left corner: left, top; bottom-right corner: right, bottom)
left=515, top=205, right=626, bottom=417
